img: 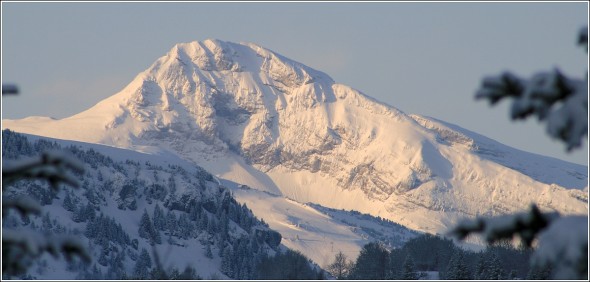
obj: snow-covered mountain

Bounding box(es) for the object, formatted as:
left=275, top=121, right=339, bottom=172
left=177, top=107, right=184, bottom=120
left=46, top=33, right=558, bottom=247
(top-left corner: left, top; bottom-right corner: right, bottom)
left=4, top=39, right=587, bottom=236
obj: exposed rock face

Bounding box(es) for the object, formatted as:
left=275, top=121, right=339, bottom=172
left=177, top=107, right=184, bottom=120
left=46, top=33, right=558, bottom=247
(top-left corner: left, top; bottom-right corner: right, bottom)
left=112, top=39, right=443, bottom=199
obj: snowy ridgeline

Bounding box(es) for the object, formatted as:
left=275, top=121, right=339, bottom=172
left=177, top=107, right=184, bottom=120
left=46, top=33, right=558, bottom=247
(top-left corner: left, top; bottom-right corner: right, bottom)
left=2, top=129, right=328, bottom=280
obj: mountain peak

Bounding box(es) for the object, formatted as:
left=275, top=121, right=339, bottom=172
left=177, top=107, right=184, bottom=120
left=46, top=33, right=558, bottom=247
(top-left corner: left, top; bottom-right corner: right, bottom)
left=159, top=39, right=334, bottom=85
left=166, top=39, right=242, bottom=72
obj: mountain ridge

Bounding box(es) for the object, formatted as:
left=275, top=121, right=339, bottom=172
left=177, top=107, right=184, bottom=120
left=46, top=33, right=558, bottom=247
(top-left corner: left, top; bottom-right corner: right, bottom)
left=3, top=38, right=587, bottom=236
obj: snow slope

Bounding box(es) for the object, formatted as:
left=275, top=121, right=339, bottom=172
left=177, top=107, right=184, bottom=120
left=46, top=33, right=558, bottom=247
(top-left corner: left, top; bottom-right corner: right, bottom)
left=410, top=114, right=587, bottom=189
left=4, top=39, right=587, bottom=236
left=221, top=180, right=419, bottom=267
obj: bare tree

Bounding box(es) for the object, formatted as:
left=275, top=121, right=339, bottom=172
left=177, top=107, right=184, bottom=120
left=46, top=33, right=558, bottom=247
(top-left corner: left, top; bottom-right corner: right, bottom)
left=326, top=251, right=353, bottom=279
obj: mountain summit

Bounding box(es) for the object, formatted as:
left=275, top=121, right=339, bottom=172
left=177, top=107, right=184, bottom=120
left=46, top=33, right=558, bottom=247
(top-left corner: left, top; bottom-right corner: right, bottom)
left=4, top=39, right=587, bottom=234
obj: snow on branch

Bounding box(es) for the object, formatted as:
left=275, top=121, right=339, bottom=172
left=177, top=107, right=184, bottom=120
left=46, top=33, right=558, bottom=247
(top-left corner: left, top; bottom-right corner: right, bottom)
left=579, top=26, right=588, bottom=52
left=476, top=70, right=587, bottom=151
left=475, top=27, right=588, bottom=152
left=532, top=216, right=588, bottom=280
left=2, top=195, right=42, bottom=217
left=2, top=150, right=85, bottom=191
left=449, top=205, right=588, bottom=279
left=2, top=84, right=19, bottom=95
left=2, top=229, right=91, bottom=276
left=466, top=27, right=588, bottom=280
left=449, top=204, right=559, bottom=247
left=2, top=149, right=89, bottom=276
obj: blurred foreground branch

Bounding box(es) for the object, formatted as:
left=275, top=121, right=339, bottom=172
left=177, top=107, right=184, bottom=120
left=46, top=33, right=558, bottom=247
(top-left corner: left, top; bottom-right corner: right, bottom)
left=2, top=131, right=90, bottom=277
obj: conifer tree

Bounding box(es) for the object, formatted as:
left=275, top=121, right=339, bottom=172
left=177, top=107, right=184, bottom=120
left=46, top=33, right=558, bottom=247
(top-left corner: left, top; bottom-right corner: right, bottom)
left=487, top=252, right=505, bottom=279
left=221, top=246, right=233, bottom=277
left=401, top=254, right=419, bottom=280
left=133, top=248, right=152, bottom=279
left=153, top=204, right=166, bottom=231
left=166, top=210, right=177, bottom=235
left=72, top=205, right=87, bottom=223
left=178, top=213, right=191, bottom=239
left=474, top=254, right=488, bottom=280
left=139, top=209, right=161, bottom=245
left=445, top=250, right=471, bottom=280
left=138, top=209, right=152, bottom=239
left=63, top=191, right=76, bottom=212
left=349, top=242, right=390, bottom=279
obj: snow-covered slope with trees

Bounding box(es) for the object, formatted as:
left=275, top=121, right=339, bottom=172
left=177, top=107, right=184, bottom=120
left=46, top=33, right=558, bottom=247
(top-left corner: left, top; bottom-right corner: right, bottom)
left=2, top=131, right=420, bottom=278
left=2, top=130, right=282, bottom=279
left=4, top=39, right=587, bottom=236
left=224, top=181, right=419, bottom=267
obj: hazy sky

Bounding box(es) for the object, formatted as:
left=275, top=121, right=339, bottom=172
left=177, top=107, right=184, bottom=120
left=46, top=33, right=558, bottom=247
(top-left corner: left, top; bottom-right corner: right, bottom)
left=2, top=2, right=588, bottom=165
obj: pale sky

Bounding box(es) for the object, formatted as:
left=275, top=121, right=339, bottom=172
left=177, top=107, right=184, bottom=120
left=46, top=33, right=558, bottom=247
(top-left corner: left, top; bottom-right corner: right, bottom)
left=1, top=2, right=588, bottom=165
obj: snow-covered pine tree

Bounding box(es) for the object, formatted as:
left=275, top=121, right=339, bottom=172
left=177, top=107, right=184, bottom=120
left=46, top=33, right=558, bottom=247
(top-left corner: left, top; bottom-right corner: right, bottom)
left=107, top=250, right=126, bottom=279
left=165, top=210, right=177, bottom=236
left=133, top=248, right=152, bottom=279
left=72, top=204, right=87, bottom=223
left=138, top=209, right=161, bottom=245
left=177, top=213, right=192, bottom=239
left=62, top=191, right=76, bottom=212
left=220, top=211, right=230, bottom=242
left=153, top=204, right=165, bottom=231
left=82, top=202, right=96, bottom=222
left=168, top=174, right=177, bottom=196
left=138, top=209, right=151, bottom=239
left=221, top=245, right=234, bottom=277
left=188, top=203, right=201, bottom=221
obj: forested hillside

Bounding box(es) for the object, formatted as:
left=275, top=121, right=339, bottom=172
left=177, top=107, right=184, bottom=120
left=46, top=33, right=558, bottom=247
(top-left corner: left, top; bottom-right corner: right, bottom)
left=2, top=129, right=322, bottom=279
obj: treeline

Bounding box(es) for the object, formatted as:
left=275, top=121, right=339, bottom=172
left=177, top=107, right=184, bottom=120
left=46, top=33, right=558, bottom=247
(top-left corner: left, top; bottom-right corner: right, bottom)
left=328, top=234, right=546, bottom=280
